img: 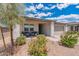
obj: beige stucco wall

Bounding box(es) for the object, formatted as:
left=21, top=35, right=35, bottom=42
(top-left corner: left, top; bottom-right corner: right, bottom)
left=43, top=22, right=66, bottom=37
left=20, top=19, right=47, bottom=33
left=20, top=19, right=69, bottom=37
left=42, top=22, right=51, bottom=36
left=20, top=19, right=55, bottom=36
left=64, top=24, right=70, bottom=32
left=13, top=24, right=20, bottom=40
left=20, top=22, right=39, bottom=32
left=50, top=22, right=55, bottom=36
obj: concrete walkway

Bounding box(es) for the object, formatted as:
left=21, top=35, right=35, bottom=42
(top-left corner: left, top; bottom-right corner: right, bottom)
left=46, top=36, right=60, bottom=42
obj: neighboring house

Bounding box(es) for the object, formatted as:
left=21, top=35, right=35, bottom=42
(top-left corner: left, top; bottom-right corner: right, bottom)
left=0, top=23, right=8, bottom=32
left=13, top=17, right=79, bottom=39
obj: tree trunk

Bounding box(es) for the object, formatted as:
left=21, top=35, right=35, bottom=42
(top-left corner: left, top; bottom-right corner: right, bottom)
left=0, top=27, right=6, bottom=50
left=10, top=26, right=14, bottom=46
left=10, top=25, right=14, bottom=55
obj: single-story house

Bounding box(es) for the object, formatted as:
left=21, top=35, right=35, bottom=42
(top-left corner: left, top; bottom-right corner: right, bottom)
left=13, top=17, right=79, bottom=39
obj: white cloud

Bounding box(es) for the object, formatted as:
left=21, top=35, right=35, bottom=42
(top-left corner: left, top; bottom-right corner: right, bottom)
left=48, top=3, right=71, bottom=10
left=50, top=5, right=56, bottom=9
left=43, top=6, right=55, bottom=10
left=44, top=6, right=50, bottom=10
left=75, top=20, right=79, bottom=22
left=35, top=12, right=52, bottom=18
left=54, top=14, right=79, bottom=19
left=57, top=19, right=70, bottom=23
left=25, top=3, right=79, bottom=12
left=56, top=3, right=70, bottom=10
left=26, top=14, right=35, bottom=17
left=49, top=3, right=79, bottom=10
left=46, top=14, right=79, bottom=22
left=25, top=6, right=36, bottom=12
left=48, top=3, right=72, bottom=10
left=26, top=12, right=52, bottom=18
left=76, top=5, right=79, bottom=8
left=36, top=4, right=44, bottom=9
left=56, top=3, right=79, bottom=10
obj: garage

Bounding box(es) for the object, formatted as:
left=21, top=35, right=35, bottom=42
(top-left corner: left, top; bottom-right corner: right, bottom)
left=54, top=23, right=65, bottom=35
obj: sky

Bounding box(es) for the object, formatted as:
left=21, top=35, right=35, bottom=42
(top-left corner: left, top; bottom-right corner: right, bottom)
left=25, top=3, right=79, bottom=23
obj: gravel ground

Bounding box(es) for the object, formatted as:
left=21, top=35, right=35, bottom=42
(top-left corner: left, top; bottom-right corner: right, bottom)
left=47, top=40, right=79, bottom=56
left=14, top=39, right=79, bottom=56
left=0, top=32, right=79, bottom=56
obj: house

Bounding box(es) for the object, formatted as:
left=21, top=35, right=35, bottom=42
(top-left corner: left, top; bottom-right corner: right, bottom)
left=13, top=17, right=79, bottom=39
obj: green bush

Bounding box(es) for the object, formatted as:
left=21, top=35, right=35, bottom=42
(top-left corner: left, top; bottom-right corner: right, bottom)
left=66, top=31, right=77, bottom=34
left=60, top=32, right=78, bottom=48
left=37, top=35, right=47, bottom=46
left=76, top=32, right=79, bottom=36
left=28, top=35, right=47, bottom=56
left=16, top=35, right=26, bottom=46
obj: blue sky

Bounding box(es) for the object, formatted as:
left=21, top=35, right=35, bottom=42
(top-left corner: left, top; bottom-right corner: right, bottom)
left=25, top=3, right=79, bottom=23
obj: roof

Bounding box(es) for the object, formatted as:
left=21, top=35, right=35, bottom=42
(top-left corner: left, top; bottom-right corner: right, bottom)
left=67, top=22, right=79, bottom=25
left=20, top=15, right=79, bottom=25
left=55, top=22, right=79, bottom=25
left=55, top=22, right=67, bottom=25
left=20, top=16, right=56, bottom=22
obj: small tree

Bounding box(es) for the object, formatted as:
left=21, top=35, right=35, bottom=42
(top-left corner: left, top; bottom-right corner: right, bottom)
left=0, top=26, right=6, bottom=50
left=0, top=3, right=25, bottom=55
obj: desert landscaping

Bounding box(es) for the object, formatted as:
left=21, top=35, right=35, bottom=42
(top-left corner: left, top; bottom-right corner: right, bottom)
left=0, top=3, right=79, bottom=56
left=0, top=31, right=79, bottom=56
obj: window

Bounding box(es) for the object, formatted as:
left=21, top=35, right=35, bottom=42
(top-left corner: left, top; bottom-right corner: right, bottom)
left=24, top=28, right=29, bottom=32
left=24, top=24, right=29, bottom=32
left=24, top=24, right=34, bottom=32
left=30, top=28, right=34, bottom=31
left=30, top=24, right=34, bottom=31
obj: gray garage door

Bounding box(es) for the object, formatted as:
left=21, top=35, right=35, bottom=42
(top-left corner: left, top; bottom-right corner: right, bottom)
left=54, top=24, right=65, bottom=31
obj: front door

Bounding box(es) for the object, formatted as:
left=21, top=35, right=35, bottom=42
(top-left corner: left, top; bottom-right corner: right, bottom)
left=39, top=24, right=44, bottom=34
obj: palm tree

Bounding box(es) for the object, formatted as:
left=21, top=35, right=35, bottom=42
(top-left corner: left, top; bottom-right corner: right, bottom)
left=0, top=3, right=25, bottom=55
left=0, top=26, right=6, bottom=50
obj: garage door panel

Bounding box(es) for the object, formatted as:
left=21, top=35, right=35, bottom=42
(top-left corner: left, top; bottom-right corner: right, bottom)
left=54, top=24, right=64, bottom=31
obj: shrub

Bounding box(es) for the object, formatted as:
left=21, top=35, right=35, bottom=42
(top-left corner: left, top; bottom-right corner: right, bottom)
left=37, top=35, right=47, bottom=46
left=28, top=35, right=47, bottom=56
left=76, top=32, right=79, bottom=36
left=16, top=35, right=26, bottom=46
left=66, top=31, right=77, bottom=34
left=60, top=32, right=78, bottom=48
